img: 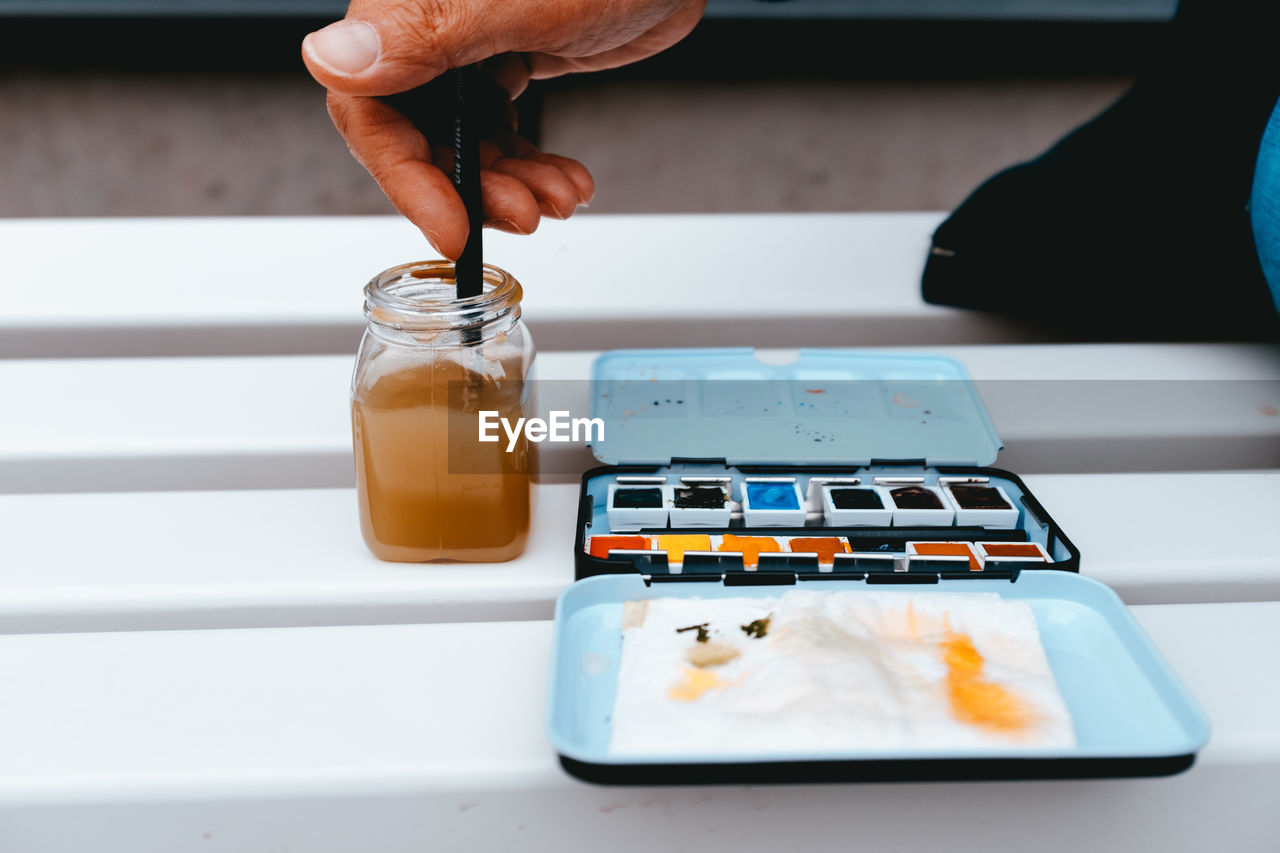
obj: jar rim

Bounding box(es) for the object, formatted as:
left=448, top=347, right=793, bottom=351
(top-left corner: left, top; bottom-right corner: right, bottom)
left=363, top=260, right=521, bottom=329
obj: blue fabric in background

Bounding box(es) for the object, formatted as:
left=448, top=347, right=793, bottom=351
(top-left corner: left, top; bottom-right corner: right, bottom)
left=1252, top=98, right=1280, bottom=314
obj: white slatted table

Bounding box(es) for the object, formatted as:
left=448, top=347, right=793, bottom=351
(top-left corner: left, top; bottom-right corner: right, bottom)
left=0, top=213, right=1061, bottom=357
left=2, top=344, right=1278, bottom=494
left=1, top=213, right=1277, bottom=852
left=0, top=604, right=1276, bottom=852
left=1, top=470, right=1277, bottom=635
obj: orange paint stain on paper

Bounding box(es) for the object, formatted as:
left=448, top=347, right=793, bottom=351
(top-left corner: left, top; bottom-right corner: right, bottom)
left=939, top=627, right=1034, bottom=735
left=668, top=667, right=723, bottom=702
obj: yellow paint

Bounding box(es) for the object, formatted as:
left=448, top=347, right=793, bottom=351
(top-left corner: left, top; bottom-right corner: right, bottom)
left=668, top=667, right=722, bottom=702
left=940, top=628, right=1034, bottom=734
left=657, top=534, right=712, bottom=564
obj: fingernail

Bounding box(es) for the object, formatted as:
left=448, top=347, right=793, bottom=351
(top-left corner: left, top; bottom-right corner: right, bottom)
left=304, top=20, right=380, bottom=75
left=486, top=219, right=529, bottom=235
left=421, top=228, right=443, bottom=254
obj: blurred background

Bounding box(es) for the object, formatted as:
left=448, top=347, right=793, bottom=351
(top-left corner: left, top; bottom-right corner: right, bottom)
left=0, top=0, right=1177, bottom=219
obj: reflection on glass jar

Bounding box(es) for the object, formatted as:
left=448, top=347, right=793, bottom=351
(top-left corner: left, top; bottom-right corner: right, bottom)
left=351, top=261, right=535, bottom=562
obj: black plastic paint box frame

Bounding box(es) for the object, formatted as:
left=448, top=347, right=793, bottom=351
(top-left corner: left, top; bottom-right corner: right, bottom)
left=579, top=464, right=1076, bottom=580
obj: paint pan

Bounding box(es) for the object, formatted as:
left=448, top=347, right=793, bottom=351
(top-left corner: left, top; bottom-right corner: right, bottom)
left=822, top=485, right=893, bottom=527
left=887, top=485, right=954, bottom=527
left=740, top=478, right=806, bottom=527
left=977, top=541, right=1051, bottom=565
left=587, top=535, right=653, bottom=560
left=804, top=476, right=861, bottom=509
left=787, top=536, right=852, bottom=566
left=657, top=534, right=714, bottom=566
left=716, top=533, right=783, bottom=569
left=606, top=482, right=669, bottom=531
left=944, top=484, right=1019, bottom=529
left=667, top=478, right=732, bottom=527
left=907, top=540, right=982, bottom=571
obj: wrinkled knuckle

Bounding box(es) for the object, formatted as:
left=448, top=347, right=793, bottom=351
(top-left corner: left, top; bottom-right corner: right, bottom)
left=382, top=0, right=468, bottom=66
left=365, top=151, right=416, bottom=189
left=325, top=92, right=351, bottom=127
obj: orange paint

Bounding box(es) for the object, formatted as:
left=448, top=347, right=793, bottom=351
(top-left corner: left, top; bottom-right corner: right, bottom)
left=588, top=535, right=652, bottom=559
left=789, top=537, right=851, bottom=564
left=940, top=628, right=1034, bottom=734
left=912, top=541, right=981, bottom=571
left=668, top=667, right=723, bottom=702
left=718, top=534, right=782, bottom=568
left=905, top=601, right=920, bottom=640
left=657, top=534, right=712, bottom=563
left=982, top=543, right=1047, bottom=560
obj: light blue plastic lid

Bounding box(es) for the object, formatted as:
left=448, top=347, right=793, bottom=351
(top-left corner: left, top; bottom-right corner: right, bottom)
left=589, top=348, right=1004, bottom=467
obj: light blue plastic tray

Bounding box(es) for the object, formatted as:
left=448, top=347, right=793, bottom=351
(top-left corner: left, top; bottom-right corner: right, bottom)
left=589, top=348, right=1003, bottom=466
left=547, top=571, right=1209, bottom=784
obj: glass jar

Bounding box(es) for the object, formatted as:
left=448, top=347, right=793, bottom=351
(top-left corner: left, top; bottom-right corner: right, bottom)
left=351, top=261, right=535, bottom=562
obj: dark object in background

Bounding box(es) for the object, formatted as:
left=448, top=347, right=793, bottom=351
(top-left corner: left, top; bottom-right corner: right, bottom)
left=923, top=0, right=1280, bottom=341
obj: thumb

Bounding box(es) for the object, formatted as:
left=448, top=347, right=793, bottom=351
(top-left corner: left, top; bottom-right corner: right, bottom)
left=302, top=1, right=496, bottom=97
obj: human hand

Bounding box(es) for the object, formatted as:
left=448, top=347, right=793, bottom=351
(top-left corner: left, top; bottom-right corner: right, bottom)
left=302, top=0, right=707, bottom=258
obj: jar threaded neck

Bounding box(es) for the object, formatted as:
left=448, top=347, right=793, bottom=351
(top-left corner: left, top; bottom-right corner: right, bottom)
left=364, top=260, right=522, bottom=333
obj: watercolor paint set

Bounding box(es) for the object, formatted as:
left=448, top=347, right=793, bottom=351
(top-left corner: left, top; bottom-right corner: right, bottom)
left=574, top=349, right=1079, bottom=581
left=551, top=349, right=1205, bottom=786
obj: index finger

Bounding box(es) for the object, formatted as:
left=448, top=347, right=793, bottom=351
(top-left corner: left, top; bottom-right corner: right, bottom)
left=328, top=91, right=470, bottom=258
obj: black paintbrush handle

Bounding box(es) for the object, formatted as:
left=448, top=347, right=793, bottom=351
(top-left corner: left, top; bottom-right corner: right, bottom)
left=378, top=67, right=496, bottom=297
left=451, top=65, right=484, bottom=299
